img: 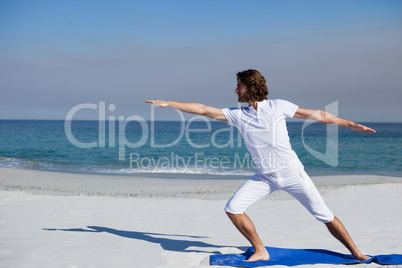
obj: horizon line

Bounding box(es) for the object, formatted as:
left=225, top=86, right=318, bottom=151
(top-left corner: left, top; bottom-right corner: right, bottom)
left=0, top=119, right=401, bottom=124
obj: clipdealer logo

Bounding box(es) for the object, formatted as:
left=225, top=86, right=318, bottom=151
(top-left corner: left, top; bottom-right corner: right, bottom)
left=64, top=101, right=339, bottom=167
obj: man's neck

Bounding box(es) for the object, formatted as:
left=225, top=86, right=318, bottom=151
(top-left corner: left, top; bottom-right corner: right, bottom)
left=248, top=100, right=258, bottom=110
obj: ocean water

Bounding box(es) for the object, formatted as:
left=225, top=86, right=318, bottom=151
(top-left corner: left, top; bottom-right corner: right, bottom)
left=0, top=120, right=401, bottom=177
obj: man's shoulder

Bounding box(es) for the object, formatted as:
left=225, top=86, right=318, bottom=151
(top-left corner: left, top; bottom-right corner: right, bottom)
left=267, top=98, right=289, bottom=104
left=265, top=99, right=286, bottom=108
left=221, top=106, right=242, bottom=117
left=266, top=99, right=296, bottom=108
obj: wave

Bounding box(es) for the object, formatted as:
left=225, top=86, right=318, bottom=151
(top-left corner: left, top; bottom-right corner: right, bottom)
left=101, top=167, right=254, bottom=176
left=0, top=157, right=254, bottom=176
left=0, top=157, right=44, bottom=169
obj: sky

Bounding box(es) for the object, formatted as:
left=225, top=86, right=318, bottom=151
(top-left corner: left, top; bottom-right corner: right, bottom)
left=0, top=0, right=401, bottom=122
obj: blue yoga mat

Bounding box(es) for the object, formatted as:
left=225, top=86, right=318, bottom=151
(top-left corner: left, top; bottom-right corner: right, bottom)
left=210, top=246, right=402, bottom=267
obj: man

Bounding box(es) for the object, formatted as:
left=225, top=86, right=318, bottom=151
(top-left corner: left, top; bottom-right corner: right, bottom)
left=146, top=69, right=374, bottom=262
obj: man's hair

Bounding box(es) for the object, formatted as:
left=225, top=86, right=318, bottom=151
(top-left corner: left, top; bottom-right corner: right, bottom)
left=236, top=69, right=268, bottom=101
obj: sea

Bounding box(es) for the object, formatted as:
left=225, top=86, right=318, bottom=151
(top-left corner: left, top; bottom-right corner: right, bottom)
left=0, top=120, right=401, bottom=178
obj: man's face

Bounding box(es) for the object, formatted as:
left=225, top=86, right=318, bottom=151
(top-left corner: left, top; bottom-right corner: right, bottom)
left=235, top=79, right=248, bottom=103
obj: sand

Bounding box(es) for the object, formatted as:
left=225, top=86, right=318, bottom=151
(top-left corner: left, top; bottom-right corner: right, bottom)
left=0, top=167, right=401, bottom=267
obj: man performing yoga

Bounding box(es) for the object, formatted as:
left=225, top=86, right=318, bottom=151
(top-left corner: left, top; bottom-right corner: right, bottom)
left=146, top=69, right=374, bottom=262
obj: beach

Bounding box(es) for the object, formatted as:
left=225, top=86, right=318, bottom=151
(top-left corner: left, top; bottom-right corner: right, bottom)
left=1, top=167, right=401, bottom=268
left=2, top=0, right=402, bottom=267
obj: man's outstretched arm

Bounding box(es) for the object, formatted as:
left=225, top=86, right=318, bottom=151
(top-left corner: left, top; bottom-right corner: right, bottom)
left=294, top=107, right=375, bottom=133
left=145, top=100, right=227, bottom=121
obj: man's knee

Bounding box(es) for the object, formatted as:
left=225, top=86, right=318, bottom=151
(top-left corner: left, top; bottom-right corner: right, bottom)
left=316, top=210, right=335, bottom=223
left=306, top=202, right=334, bottom=223
left=224, top=204, right=244, bottom=216
left=225, top=208, right=244, bottom=220
left=324, top=215, right=337, bottom=225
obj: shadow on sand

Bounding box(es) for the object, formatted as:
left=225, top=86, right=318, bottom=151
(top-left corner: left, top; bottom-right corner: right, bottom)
left=43, top=226, right=245, bottom=254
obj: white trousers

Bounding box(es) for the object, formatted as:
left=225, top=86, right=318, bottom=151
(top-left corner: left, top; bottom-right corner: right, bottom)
left=225, top=163, right=334, bottom=223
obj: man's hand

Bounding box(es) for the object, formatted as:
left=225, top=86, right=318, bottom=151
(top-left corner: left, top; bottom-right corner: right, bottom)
left=145, top=100, right=169, bottom=107
left=350, top=123, right=376, bottom=133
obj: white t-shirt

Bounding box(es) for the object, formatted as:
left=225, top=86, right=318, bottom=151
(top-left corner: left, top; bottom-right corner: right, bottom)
left=222, top=99, right=300, bottom=173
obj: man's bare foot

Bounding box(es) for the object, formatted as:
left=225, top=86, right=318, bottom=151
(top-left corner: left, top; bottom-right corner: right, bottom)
left=353, top=252, right=371, bottom=261
left=246, top=249, right=270, bottom=262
